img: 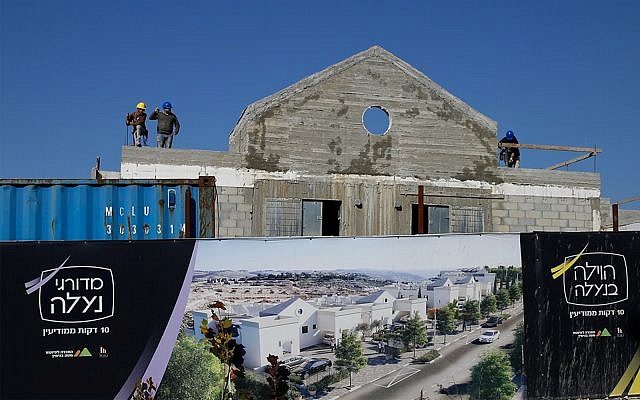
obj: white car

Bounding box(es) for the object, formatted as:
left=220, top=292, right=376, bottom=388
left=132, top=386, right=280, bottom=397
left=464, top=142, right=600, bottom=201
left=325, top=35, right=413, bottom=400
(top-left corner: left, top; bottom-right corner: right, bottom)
left=478, top=329, right=500, bottom=343
left=280, top=355, right=308, bottom=368
left=322, top=332, right=335, bottom=346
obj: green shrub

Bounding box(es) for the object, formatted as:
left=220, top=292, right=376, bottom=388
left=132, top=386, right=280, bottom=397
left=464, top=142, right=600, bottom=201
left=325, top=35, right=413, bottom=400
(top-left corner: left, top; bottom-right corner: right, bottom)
left=415, top=350, right=440, bottom=363
left=387, top=346, right=401, bottom=359
left=330, top=369, right=350, bottom=383
left=306, top=369, right=349, bottom=392
left=288, top=373, right=303, bottom=385
left=307, top=376, right=330, bottom=392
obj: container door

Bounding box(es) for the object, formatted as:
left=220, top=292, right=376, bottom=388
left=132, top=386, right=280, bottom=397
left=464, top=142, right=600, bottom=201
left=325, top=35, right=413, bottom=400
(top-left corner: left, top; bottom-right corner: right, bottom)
left=302, top=200, right=322, bottom=236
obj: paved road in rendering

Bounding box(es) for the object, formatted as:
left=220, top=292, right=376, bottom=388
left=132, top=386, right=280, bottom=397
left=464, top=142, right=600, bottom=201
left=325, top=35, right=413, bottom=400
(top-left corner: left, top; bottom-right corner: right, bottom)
left=340, top=307, right=523, bottom=400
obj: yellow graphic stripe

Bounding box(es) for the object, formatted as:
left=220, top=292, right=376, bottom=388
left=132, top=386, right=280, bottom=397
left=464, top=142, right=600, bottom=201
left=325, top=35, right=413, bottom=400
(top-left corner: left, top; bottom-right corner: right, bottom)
left=550, top=243, right=589, bottom=279
left=629, top=364, right=640, bottom=395
left=610, top=346, right=640, bottom=397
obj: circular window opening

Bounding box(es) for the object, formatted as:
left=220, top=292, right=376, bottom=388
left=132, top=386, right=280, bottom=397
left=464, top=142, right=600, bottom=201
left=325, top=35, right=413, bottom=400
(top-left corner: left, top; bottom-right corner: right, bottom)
left=362, top=106, right=391, bottom=135
left=297, top=308, right=303, bottom=315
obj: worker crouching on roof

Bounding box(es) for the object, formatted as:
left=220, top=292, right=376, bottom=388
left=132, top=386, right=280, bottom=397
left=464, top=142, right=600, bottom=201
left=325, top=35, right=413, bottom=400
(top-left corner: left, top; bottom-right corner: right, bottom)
left=125, top=102, right=148, bottom=147
left=499, top=130, right=520, bottom=168
left=150, top=101, right=180, bottom=149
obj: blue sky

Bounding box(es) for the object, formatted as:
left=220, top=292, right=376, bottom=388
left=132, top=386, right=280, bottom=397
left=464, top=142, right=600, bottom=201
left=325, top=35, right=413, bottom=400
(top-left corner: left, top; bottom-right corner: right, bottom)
left=1, top=1, right=638, bottom=207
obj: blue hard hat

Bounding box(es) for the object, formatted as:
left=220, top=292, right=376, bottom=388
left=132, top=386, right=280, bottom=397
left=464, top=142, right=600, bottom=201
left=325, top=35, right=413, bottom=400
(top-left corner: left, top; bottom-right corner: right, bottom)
left=162, top=101, right=173, bottom=109
left=505, top=130, right=514, bottom=139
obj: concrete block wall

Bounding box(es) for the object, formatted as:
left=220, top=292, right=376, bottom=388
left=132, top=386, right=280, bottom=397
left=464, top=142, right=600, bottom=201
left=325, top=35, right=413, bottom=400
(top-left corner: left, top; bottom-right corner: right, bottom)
left=491, top=195, right=595, bottom=232
left=212, top=181, right=603, bottom=238
left=215, top=186, right=253, bottom=237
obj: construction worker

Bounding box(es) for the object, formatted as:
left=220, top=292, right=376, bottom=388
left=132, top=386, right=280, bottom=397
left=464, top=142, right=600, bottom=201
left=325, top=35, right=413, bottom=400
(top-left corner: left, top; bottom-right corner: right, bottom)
left=125, top=102, right=148, bottom=147
left=499, top=130, right=520, bottom=168
left=149, top=101, right=180, bottom=148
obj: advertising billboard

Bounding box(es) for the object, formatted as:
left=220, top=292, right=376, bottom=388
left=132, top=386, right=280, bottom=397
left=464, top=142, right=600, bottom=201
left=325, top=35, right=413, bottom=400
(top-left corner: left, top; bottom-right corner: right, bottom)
left=521, top=232, right=640, bottom=399
left=0, top=240, right=196, bottom=399
left=1, top=233, right=523, bottom=398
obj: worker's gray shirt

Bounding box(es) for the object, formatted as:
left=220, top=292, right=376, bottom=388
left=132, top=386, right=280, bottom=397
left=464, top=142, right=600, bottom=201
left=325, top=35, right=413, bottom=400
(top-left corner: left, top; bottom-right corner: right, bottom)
left=149, top=110, right=180, bottom=134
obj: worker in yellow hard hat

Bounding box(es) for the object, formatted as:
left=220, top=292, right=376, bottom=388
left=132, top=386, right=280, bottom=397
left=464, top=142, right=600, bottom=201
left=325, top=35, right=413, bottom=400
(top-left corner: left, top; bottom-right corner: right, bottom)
left=125, top=102, right=149, bottom=146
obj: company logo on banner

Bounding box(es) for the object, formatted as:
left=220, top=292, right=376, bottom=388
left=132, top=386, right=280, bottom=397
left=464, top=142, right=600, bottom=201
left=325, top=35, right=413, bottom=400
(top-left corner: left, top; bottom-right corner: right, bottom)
left=550, top=244, right=629, bottom=307
left=24, top=256, right=115, bottom=323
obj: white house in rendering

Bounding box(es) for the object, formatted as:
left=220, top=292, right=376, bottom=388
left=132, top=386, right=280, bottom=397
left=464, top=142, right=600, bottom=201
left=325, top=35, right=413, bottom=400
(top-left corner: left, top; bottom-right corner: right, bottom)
left=260, top=297, right=320, bottom=349
left=236, top=315, right=300, bottom=369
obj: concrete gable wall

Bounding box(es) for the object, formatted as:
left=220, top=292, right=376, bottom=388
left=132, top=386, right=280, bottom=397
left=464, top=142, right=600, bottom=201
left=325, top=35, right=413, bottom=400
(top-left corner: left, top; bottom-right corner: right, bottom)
left=230, top=55, right=497, bottom=181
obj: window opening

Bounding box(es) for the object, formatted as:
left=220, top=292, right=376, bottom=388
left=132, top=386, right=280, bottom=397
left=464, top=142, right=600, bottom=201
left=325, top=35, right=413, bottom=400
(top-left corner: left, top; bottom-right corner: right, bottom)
left=362, top=106, right=391, bottom=135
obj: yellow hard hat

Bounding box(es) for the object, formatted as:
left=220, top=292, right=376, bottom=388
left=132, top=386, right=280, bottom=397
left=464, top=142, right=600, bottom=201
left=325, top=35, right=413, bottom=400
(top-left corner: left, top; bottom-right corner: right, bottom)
left=136, top=102, right=146, bottom=110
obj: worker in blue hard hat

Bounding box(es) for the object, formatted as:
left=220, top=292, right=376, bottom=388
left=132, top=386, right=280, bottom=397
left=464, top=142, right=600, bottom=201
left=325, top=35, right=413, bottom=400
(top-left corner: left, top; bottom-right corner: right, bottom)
left=499, top=130, right=520, bottom=168
left=150, top=101, right=181, bottom=148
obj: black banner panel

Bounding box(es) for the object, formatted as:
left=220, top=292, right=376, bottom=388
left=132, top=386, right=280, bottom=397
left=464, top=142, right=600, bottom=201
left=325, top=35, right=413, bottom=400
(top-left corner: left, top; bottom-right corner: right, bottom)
left=0, top=240, right=196, bottom=399
left=521, top=232, right=640, bottom=399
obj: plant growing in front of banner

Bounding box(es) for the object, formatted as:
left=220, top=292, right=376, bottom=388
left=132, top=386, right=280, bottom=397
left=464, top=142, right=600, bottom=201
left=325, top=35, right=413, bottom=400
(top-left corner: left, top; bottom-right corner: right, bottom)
left=470, top=350, right=516, bottom=400
left=200, top=301, right=246, bottom=400
left=265, top=354, right=290, bottom=400
left=155, top=335, right=226, bottom=400
left=235, top=369, right=302, bottom=400
left=132, top=377, right=156, bottom=400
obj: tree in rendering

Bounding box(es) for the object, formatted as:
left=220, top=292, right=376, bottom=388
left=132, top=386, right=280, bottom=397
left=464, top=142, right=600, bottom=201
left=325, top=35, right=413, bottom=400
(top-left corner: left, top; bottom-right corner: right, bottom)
left=496, top=288, right=511, bottom=310
left=355, top=322, right=371, bottom=339
left=370, top=319, right=382, bottom=333
left=436, top=304, right=456, bottom=343
left=509, top=284, right=522, bottom=303
left=335, top=331, right=367, bottom=388
left=470, top=350, right=516, bottom=400
left=401, top=312, right=428, bottom=357
left=459, top=300, right=481, bottom=331
left=509, top=322, right=524, bottom=375
left=480, top=294, right=497, bottom=317
left=156, top=335, right=226, bottom=400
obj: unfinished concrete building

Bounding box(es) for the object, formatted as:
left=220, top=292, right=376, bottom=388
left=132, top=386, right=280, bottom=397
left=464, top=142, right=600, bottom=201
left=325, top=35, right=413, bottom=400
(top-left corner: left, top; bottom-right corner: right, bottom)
left=109, top=45, right=603, bottom=237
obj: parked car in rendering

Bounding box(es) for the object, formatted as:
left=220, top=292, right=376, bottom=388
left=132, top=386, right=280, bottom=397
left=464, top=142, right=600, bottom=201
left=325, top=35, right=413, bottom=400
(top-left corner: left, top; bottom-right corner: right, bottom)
left=322, top=331, right=335, bottom=346
left=481, top=315, right=503, bottom=328
left=300, top=359, right=332, bottom=378
left=280, top=355, right=308, bottom=369
left=477, top=329, right=500, bottom=343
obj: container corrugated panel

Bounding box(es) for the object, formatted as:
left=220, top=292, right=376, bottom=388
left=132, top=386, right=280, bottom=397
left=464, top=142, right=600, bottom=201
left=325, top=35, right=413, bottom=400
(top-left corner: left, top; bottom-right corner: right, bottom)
left=0, top=180, right=203, bottom=241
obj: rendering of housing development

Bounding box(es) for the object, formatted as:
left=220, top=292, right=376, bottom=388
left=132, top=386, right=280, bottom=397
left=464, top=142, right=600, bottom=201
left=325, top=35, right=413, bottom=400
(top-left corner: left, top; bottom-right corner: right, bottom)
left=192, top=268, right=495, bottom=369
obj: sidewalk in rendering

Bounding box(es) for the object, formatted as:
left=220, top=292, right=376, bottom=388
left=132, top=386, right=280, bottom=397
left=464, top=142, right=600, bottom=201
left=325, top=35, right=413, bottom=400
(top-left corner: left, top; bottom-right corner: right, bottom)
left=300, top=303, right=524, bottom=400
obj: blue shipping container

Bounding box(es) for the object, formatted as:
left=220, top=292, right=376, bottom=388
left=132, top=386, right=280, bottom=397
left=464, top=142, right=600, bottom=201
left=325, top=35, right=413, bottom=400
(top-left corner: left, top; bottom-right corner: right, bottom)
left=0, top=178, right=216, bottom=241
